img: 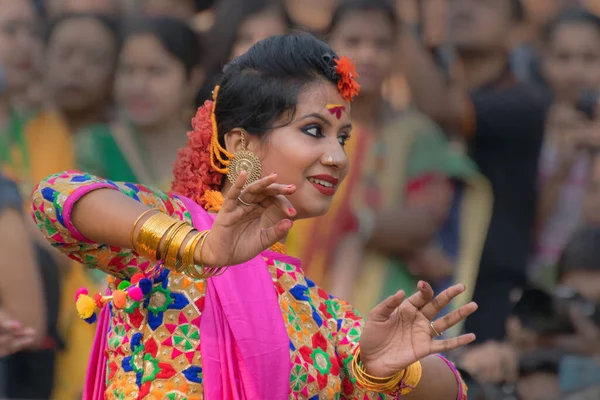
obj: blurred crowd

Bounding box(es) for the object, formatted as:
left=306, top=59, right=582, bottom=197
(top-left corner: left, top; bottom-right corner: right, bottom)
left=1, top=0, right=600, bottom=399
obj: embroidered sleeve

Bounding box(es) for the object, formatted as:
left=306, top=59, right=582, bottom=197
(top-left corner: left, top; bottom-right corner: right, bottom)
left=31, top=170, right=191, bottom=279
left=325, top=295, right=390, bottom=399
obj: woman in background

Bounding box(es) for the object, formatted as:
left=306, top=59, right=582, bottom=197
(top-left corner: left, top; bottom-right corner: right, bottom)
left=0, top=0, right=41, bottom=181
left=196, top=0, right=288, bottom=103
left=112, top=16, right=203, bottom=190
left=532, top=7, right=600, bottom=288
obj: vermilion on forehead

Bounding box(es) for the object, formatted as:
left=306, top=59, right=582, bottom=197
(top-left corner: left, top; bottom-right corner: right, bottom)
left=326, top=104, right=346, bottom=120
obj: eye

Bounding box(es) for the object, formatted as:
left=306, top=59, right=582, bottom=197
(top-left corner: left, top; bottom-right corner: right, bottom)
left=338, top=133, right=351, bottom=146
left=301, top=124, right=324, bottom=138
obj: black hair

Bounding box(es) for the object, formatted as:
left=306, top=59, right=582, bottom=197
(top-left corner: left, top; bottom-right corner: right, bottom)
left=124, top=17, right=202, bottom=77
left=542, top=6, right=600, bottom=44
left=557, top=226, right=600, bottom=281
left=327, top=0, right=398, bottom=35
left=509, top=0, right=525, bottom=23
left=197, top=0, right=290, bottom=104
left=46, top=12, right=121, bottom=48
left=213, top=34, right=339, bottom=143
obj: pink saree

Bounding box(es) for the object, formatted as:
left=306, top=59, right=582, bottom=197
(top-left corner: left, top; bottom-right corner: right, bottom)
left=83, top=196, right=291, bottom=399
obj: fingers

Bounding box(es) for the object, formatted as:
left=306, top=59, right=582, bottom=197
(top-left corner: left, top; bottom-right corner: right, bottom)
left=369, top=290, right=406, bottom=322
left=421, top=283, right=467, bottom=320
left=406, top=281, right=434, bottom=309
left=260, top=194, right=297, bottom=222
left=222, top=170, right=250, bottom=211
left=431, top=333, right=476, bottom=354
left=258, top=219, right=293, bottom=249
left=431, top=301, right=478, bottom=336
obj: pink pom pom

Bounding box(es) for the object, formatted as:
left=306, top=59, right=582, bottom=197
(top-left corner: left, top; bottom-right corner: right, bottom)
left=75, top=287, right=88, bottom=301
left=128, top=286, right=143, bottom=302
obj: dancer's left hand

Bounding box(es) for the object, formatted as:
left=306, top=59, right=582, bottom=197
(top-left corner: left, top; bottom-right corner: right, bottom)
left=359, top=281, right=478, bottom=378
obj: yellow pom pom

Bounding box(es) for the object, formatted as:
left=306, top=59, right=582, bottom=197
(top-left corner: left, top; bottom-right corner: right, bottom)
left=76, top=294, right=96, bottom=319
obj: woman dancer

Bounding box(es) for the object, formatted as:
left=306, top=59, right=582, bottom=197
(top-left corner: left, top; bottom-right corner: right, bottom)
left=32, top=34, right=475, bottom=399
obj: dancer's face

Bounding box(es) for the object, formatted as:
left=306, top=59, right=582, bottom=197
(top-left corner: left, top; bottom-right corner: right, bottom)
left=225, top=81, right=352, bottom=219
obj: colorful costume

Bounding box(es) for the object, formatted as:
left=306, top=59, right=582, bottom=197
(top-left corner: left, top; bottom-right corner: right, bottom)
left=32, top=170, right=466, bottom=399
left=33, top=171, right=383, bottom=398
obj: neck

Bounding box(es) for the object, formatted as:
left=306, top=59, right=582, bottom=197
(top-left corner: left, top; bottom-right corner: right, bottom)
left=457, top=50, right=508, bottom=91
left=62, top=107, right=107, bottom=133
left=352, top=93, right=384, bottom=128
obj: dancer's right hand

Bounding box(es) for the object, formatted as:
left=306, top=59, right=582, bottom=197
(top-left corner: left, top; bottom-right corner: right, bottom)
left=201, top=171, right=296, bottom=267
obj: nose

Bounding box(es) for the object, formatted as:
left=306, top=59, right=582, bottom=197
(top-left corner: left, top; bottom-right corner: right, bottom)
left=320, top=142, right=348, bottom=171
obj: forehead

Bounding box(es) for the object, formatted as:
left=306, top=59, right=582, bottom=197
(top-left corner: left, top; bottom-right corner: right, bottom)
left=294, top=81, right=351, bottom=120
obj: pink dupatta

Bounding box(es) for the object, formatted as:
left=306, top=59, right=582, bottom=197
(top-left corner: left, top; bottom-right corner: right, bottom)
left=83, top=196, right=291, bottom=399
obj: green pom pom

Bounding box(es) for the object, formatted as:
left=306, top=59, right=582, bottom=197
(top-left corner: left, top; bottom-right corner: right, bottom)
left=118, top=281, right=131, bottom=290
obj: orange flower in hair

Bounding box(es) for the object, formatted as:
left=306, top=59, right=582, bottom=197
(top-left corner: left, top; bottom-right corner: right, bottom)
left=334, top=56, right=360, bottom=102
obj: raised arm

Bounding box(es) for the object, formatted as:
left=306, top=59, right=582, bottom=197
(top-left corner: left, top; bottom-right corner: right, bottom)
left=31, top=171, right=191, bottom=279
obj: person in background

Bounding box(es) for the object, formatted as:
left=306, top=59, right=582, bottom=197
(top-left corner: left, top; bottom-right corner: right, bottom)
left=532, top=7, right=600, bottom=288
left=0, top=172, right=59, bottom=400
left=507, top=226, right=600, bottom=399
left=17, top=13, right=131, bottom=191
left=112, top=16, right=203, bottom=190
left=0, top=0, right=42, bottom=180
left=197, top=0, right=289, bottom=104
left=398, top=0, right=548, bottom=344
left=16, top=13, right=129, bottom=400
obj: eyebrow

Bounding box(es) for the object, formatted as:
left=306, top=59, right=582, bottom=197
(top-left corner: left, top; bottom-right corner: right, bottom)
left=299, top=113, right=352, bottom=131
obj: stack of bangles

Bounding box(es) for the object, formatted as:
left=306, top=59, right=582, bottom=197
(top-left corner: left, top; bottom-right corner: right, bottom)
left=352, top=347, right=422, bottom=398
left=131, top=209, right=225, bottom=279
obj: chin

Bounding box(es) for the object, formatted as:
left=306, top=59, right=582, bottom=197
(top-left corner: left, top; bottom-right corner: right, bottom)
left=295, top=199, right=333, bottom=220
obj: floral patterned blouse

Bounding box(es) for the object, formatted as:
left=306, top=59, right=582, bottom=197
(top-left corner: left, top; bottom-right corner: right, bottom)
left=31, top=171, right=392, bottom=400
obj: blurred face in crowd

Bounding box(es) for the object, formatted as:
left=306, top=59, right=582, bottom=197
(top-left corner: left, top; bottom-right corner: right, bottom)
left=141, top=0, right=197, bottom=20
left=45, top=17, right=118, bottom=114
left=116, top=34, right=191, bottom=129
left=328, top=10, right=395, bottom=96
left=0, top=0, right=40, bottom=94
left=543, top=22, right=600, bottom=104
left=447, top=0, right=515, bottom=52
left=230, top=9, right=287, bottom=60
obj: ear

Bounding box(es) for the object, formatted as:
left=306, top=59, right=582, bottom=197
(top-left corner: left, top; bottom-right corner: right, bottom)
left=223, top=128, right=261, bottom=154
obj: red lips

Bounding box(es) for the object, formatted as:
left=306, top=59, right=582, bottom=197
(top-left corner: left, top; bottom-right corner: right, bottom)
left=307, top=174, right=339, bottom=196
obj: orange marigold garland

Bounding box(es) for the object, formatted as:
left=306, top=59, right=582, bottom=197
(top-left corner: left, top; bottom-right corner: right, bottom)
left=334, top=56, right=360, bottom=102
left=171, top=100, right=224, bottom=208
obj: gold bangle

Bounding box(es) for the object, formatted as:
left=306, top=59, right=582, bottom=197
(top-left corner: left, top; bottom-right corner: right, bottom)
left=183, top=230, right=209, bottom=279
left=130, top=209, right=157, bottom=250
left=162, top=222, right=194, bottom=271
left=351, top=347, right=405, bottom=394
left=135, top=213, right=179, bottom=261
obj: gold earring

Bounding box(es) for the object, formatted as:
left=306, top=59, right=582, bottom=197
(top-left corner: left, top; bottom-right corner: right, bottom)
left=227, top=130, right=262, bottom=187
